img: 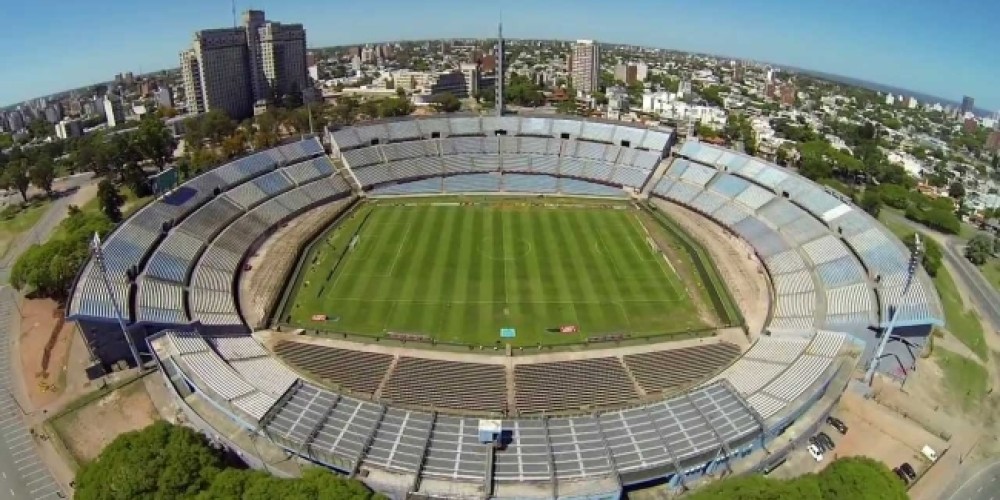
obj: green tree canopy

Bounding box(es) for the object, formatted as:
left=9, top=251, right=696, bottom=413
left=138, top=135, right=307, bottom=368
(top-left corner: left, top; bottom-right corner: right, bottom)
left=966, top=233, right=994, bottom=266
left=29, top=155, right=57, bottom=196
left=686, top=457, right=905, bottom=500
left=75, top=422, right=385, bottom=500
left=430, top=92, right=462, bottom=113
left=1, top=159, right=32, bottom=202
left=97, top=178, right=124, bottom=223
left=10, top=209, right=113, bottom=300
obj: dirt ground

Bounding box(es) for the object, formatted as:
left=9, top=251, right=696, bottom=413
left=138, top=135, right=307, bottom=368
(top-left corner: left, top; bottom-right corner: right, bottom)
left=772, top=390, right=947, bottom=480
left=52, top=378, right=159, bottom=464
left=18, top=299, right=75, bottom=409
left=832, top=392, right=947, bottom=472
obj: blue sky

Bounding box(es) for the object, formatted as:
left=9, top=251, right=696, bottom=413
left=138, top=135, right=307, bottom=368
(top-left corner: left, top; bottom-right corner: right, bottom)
left=3, top=0, right=998, bottom=110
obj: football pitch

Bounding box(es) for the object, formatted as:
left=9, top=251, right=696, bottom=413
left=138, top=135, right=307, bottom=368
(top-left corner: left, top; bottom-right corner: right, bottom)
left=282, top=198, right=713, bottom=346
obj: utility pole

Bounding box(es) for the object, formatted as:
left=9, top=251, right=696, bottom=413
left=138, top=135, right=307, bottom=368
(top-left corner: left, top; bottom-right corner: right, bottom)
left=91, top=233, right=143, bottom=369
left=865, top=234, right=922, bottom=386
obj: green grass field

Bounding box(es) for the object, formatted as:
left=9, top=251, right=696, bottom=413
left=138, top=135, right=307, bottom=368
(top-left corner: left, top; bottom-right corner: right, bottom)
left=283, top=199, right=713, bottom=346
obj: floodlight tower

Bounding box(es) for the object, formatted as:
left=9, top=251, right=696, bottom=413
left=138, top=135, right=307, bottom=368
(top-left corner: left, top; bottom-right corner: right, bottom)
left=864, top=234, right=922, bottom=386
left=495, top=21, right=504, bottom=116
left=91, top=233, right=143, bottom=369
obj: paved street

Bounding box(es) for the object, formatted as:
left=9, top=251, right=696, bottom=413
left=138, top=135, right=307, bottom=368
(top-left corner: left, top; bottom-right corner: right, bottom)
left=946, top=460, right=1000, bottom=500
left=882, top=211, right=1000, bottom=330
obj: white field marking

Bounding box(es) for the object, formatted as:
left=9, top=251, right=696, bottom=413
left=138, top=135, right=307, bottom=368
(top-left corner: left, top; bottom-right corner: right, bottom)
left=318, top=297, right=687, bottom=305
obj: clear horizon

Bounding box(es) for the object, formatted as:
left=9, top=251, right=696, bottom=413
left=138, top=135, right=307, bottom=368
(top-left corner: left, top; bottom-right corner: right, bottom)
left=2, top=0, right=998, bottom=110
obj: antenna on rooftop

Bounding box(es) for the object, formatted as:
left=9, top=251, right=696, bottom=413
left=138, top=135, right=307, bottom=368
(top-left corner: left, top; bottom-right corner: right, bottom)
left=495, top=12, right=504, bottom=117
left=232, top=0, right=237, bottom=27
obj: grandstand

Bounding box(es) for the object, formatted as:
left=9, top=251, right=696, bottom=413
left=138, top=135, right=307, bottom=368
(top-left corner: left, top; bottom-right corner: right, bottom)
left=66, top=116, right=944, bottom=498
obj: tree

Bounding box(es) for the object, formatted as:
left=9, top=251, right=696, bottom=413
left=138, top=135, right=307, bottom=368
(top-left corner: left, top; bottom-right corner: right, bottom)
left=430, top=92, right=462, bottom=113
left=97, top=179, right=124, bottom=223
left=75, top=421, right=224, bottom=500
left=29, top=156, right=56, bottom=196
left=75, top=422, right=385, bottom=500
left=2, top=159, right=31, bottom=202
left=135, top=115, right=177, bottom=171
left=10, top=210, right=113, bottom=300
left=948, top=181, right=966, bottom=200
left=686, top=457, right=904, bottom=500
left=859, top=189, right=882, bottom=218
left=966, top=233, right=994, bottom=266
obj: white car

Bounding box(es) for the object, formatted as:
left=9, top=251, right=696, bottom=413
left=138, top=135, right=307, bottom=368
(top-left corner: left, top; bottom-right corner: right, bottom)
left=807, top=444, right=824, bottom=462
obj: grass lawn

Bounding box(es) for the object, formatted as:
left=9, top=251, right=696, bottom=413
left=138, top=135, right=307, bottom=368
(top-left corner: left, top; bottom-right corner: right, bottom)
left=934, top=347, right=989, bottom=413
left=979, top=259, right=1000, bottom=296
left=933, top=265, right=989, bottom=360
left=0, top=200, right=51, bottom=258
left=283, top=198, right=713, bottom=347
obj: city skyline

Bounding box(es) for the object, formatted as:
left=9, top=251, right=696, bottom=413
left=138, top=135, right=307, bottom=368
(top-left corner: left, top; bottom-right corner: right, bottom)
left=2, top=0, right=998, bottom=109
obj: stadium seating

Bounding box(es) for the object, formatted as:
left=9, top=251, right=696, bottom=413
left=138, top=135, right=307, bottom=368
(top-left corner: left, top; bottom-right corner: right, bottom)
left=274, top=340, right=393, bottom=396
left=514, top=358, right=638, bottom=413
left=382, top=357, right=507, bottom=412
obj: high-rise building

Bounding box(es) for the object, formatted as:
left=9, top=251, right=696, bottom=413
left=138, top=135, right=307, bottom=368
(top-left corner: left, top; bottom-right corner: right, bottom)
left=104, top=96, right=125, bottom=127
left=154, top=87, right=173, bottom=109
left=961, top=95, right=975, bottom=115
left=613, top=63, right=638, bottom=85
left=634, top=62, right=648, bottom=82
left=55, top=118, right=83, bottom=139
left=570, top=40, right=600, bottom=95
left=732, top=60, right=745, bottom=82
left=179, top=10, right=307, bottom=120
left=180, top=49, right=204, bottom=113
left=460, top=63, right=480, bottom=99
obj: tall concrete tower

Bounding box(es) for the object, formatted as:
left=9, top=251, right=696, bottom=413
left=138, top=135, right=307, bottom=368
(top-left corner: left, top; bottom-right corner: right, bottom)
left=495, top=21, right=504, bottom=116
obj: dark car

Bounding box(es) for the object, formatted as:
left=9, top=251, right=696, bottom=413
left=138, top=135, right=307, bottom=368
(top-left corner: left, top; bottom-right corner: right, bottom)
left=826, top=416, right=849, bottom=434
left=900, top=462, right=917, bottom=480
left=817, top=432, right=835, bottom=450
left=893, top=467, right=909, bottom=483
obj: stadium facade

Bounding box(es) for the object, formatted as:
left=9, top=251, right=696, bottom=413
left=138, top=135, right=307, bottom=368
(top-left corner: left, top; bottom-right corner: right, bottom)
left=66, top=114, right=942, bottom=498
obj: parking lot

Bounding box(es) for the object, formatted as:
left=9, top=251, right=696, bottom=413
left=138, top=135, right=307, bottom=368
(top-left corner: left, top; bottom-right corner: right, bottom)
left=770, top=392, right=947, bottom=481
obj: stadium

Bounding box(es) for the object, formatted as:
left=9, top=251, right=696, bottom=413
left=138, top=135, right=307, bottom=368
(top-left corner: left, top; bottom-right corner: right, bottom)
left=66, top=114, right=943, bottom=499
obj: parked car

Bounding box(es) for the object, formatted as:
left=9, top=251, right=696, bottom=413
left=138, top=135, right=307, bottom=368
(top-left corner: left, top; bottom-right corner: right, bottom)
left=807, top=444, right=824, bottom=462
left=900, top=462, right=917, bottom=480
left=809, top=436, right=826, bottom=452
left=827, top=416, right=848, bottom=434
left=893, top=467, right=910, bottom=483
left=817, top=432, right=835, bottom=450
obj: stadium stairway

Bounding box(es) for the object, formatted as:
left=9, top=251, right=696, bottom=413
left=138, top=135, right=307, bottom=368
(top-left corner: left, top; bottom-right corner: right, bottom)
left=640, top=157, right=673, bottom=197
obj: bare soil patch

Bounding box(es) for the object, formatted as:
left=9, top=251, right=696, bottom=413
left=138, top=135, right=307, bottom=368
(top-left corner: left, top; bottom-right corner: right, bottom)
left=18, top=298, right=75, bottom=409
left=51, top=378, right=159, bottom=464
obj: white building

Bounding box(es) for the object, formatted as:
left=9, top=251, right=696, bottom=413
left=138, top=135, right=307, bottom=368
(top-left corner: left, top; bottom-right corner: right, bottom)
left=885, top=93, right=895, bottom=106
left=103, top=97, right=125, bottom=127
left=459, top=63, right=480, bottom=98
left=154, top=87, right=173, bottom=109
left=887, top=151, right=926, bottom=178
left=641, top=92, right=726, bottom=128
left=55, top=118, right=83, bottom=139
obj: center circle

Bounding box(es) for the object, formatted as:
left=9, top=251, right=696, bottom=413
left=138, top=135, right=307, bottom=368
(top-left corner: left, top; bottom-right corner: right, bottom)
left=480, top=237, right=532, bottom=261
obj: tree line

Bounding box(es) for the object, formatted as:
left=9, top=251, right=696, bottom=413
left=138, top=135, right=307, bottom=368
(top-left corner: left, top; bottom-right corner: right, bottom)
left=75, top=421, right=385, bottom=500
left=686, top=456, right=907, bottom=500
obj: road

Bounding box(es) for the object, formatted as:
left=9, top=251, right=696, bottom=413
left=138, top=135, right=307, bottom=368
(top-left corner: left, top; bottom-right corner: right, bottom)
left=946, top=460, right=1000, bottom=500
left=0, top=174, right=96, bottom=499
left=881, top=211, right=1000, bottom=330
left=0, top=174, right=94, bottom=283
